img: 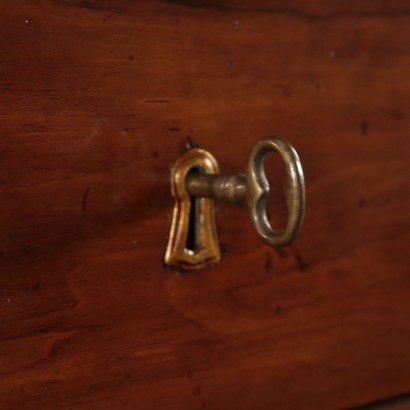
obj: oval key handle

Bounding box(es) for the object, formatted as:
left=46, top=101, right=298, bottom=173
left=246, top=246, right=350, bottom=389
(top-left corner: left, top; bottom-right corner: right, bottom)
left=246, top=137, right=305, bottom=247
left=165, top=137, right=305, bottom=270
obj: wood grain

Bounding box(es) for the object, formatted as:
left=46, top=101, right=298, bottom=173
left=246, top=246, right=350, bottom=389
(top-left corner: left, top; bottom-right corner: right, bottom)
left=0, top=1, right=409, bottom=408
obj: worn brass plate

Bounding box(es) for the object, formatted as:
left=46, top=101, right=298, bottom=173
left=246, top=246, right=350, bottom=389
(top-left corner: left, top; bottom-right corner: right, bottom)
left=164, top=148, right=221, bottom=270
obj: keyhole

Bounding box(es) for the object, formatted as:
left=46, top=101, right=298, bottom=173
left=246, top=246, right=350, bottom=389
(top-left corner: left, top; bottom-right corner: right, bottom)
left=185, top=167, right=202, bottom=252
left=186, top=194, right=197, bottom=251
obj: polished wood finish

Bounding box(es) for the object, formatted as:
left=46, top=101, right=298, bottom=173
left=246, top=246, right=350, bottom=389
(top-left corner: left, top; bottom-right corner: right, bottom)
left=1, top=1, right=409, bottom=408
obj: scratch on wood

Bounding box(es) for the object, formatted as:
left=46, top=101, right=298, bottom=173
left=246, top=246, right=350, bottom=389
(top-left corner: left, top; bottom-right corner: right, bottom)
left=82, top=188, right=90, bottom=212
left=290, top=247, right=311, bottom=272
left=103, top=12, right=114, bottom=22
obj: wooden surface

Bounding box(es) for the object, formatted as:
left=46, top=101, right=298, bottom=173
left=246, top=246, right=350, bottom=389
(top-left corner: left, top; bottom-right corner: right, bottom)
left=1, top=1, right=409, bottom=408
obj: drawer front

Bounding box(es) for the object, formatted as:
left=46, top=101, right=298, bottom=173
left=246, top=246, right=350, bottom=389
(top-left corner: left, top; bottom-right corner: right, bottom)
left=1, top=1, right=409, bottom=409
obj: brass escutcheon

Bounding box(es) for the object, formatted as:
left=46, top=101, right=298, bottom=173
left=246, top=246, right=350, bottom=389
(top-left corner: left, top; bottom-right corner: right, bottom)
left=164, top=148, right=221, bottom=270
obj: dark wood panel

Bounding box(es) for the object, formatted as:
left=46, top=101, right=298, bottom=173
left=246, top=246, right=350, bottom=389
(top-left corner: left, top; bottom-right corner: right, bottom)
left=0, top=1, right=409, bottom=408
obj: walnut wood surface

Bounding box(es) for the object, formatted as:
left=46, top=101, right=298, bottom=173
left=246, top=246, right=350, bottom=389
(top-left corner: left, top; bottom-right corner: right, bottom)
left=1, top=1, right=409, bottom=409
